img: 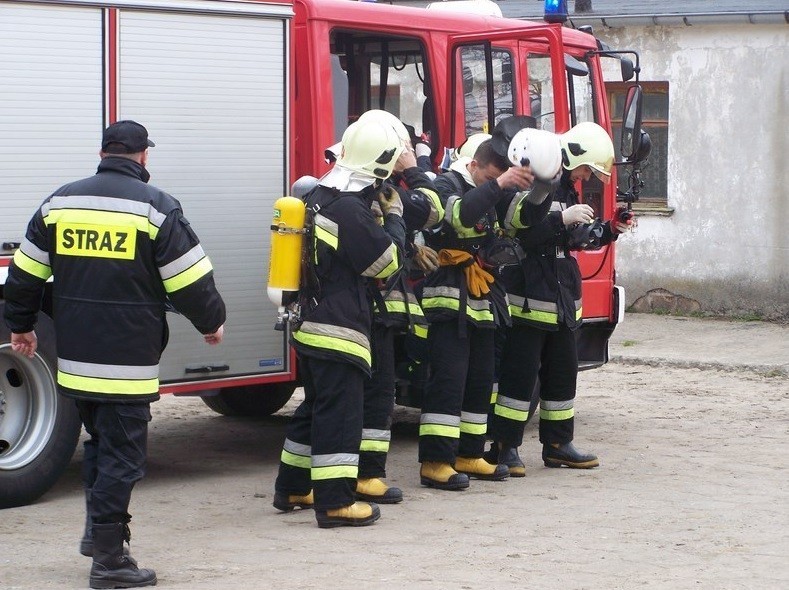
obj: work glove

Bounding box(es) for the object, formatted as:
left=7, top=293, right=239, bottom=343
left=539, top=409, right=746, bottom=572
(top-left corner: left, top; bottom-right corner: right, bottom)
left=412, top=244, right=440, bottom=273
left=437, top=249, right=494, bottom=297
left=370, top=200, right=383, bottom=218
left=561, top=204, right=594, bottom=227
left=378, top=185, right=404, bottom=217
left=415, top=132, right=432, bottom=158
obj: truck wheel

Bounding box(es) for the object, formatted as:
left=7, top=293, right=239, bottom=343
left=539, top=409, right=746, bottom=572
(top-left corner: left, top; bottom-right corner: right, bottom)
left=0, top=308, right=81, bottom=509
left=201, top=382, right=297, bottom=417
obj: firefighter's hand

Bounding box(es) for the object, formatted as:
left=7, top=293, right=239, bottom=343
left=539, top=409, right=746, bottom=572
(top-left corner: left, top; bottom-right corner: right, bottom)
left=562, top=204, right=594, bottom=226
left=378, top=185, right=404, bottom=217
left=394, top=140, right=418, bottom=173
left=412, top=244, right=440, bottom=273
left=496, top=165, right=535, bottom=191
left=370, top=200, right=383, bottom=218
left=611, top=206, right=635, bottom=234
left=204, top=325, right=224, bottom=345
left=11, top=331, right=37, bottom=358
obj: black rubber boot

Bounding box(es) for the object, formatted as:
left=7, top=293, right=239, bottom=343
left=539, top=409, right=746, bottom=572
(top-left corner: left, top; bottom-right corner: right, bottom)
left=80, top=490, right=131, bottom=559
left=89, top=523, right=156, bottom=589
left=542, top=442, right=600, bottom=469
left=484, top=443, right=526, bottom=477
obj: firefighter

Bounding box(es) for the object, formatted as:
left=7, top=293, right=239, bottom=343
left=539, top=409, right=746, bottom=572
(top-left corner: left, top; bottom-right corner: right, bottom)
left=273, top=118, right=407, bottom=527
left=3, top=120, right=226, bottom=589
left=354, top=111, right=442, bottom=505
left=417, top=138, right=535, bottom=489
left=487, top=122, right=634, bottom=473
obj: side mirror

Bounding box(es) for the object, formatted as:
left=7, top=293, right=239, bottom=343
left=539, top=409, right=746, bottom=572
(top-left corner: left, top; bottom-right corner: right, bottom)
left=620, top=57, right=635, bottom=82
left=620, top=85, right=643, bottom=161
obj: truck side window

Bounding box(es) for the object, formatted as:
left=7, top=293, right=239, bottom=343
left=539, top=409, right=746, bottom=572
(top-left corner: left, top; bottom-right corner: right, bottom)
left=459, top=45, right=514, bottom=135
left=330, top=30, right=433, bottom=151
left=527, top=53, right=555, bottom=132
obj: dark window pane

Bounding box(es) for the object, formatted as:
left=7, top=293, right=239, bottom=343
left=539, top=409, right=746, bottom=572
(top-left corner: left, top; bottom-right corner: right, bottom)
left=643, top=92, right=669, bottom=120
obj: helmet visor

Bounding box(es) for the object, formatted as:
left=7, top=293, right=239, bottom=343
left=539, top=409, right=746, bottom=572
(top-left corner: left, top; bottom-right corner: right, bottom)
left=589, top=164, right=612, bottom=185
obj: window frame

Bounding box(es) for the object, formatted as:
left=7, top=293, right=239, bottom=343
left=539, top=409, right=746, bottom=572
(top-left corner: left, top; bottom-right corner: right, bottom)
left=607, top=81, right=669, bottom=209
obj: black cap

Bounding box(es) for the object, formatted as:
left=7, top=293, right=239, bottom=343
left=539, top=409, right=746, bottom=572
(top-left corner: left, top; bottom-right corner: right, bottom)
left=489, top=115, right=536, bottom=161
left=101, top=120, right=155, bottom=153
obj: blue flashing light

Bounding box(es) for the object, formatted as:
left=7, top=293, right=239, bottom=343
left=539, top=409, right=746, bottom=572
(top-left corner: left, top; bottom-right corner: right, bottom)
left=544, top=0, right=568, bottom=24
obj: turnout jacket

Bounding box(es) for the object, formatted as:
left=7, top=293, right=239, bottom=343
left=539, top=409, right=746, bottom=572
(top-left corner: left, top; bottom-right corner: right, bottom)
left=292, top=184, right=405, bottom=375
left=375, top=166, right=442, bottom=331
left=421, top=167, right=511, bottom=329
left=3, top=157, right=226, bottom=402
left=500, top=170, right=617, bottom=331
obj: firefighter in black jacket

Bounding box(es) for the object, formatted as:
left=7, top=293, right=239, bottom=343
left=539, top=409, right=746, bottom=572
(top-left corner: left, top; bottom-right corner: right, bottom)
left=487, top=122, right=633, bottom=473
left=273, top=118, right=407, bottom=527
left=417, top=139, right=534, bottom=489
left=3, top=120, right=226, bottom=589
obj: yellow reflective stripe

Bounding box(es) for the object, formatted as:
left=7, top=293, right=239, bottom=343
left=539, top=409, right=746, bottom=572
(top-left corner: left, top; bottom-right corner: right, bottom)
left=384, top=300, right=425, bottom=317
left=45, top=208, right=157, bottom=239
left=413, top=324, right=428, bottom=339
left=372, top=244, right=400, bottom=279
left=281, top=449, right=311, bottom=469
left=540, top=408, right=575, bottom=421
left=293, top=330, right=371, bottom=367
left=162, top=257, right=213, bottom=293
left=490, top=390, right=498, bottom=404
left=360, top=440, right=390, bottom=453
left=510, top=305, right=558, bottom=325
left=423, top=296, right=494, bottom=322
left=311, top=465, right=358, bottom=481
left=57, top=371, right=158, bottom=395
left=419, top=424, right=460, bottom=438
left=460, top=422, right=487, bottom=435
left=422, top=296, right=459, bottom=310
left=314, top=224, right=338, bottom=250
left=576, top=306, right=583, bottom=320
left=12, top=250, right=52, bottom=280
left=419, top=187, right=444, bottom=227
left=495, top=405, right=529, bottom=422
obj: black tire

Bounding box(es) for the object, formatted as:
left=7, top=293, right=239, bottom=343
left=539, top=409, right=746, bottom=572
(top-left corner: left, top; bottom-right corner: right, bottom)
left=201, top=382, right=297, bottom=417
left=0, top=305, right=82, bottom=509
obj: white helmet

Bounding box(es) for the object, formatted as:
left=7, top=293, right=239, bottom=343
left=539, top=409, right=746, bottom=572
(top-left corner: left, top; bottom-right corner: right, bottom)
left=559, top=122, right=615, bottom=183
left=357, top=109, right=411, bottom=147
left=319, top=119, right=404, bottom=190
left=507, top=128, right=563, bottom=181
left=456, top=132, right=491, bottom=160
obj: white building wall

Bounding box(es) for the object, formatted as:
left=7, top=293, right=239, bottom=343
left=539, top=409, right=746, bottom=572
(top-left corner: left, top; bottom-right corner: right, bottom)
left=600, top=25, right=788, bottom=320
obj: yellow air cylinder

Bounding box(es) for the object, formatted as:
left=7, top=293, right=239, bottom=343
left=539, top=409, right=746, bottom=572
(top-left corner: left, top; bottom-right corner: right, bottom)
left=267, top=196, right=306, bottom=308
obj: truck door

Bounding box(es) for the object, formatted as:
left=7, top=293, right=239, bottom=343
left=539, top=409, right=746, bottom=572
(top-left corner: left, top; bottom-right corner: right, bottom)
left=445, top=27, right=569, bottom=149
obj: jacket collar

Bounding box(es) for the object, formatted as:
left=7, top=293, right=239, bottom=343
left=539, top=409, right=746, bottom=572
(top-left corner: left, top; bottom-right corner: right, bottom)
left=97, top=156, right=151, bottom=183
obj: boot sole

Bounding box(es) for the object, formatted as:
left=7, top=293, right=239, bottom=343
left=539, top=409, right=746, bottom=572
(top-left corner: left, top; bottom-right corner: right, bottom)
left=355, top=492, right=403, bottom=504
left=419, top=476, right=470, bottom=491
left=272, top=494, right=314, bottom=512
left=544, top=457, right=600, bottom=469
left=456, top=471, right=510, bottom=481
left=315, top=511, right=381, bottom=528
left=89, top=574, right=157, bottom=589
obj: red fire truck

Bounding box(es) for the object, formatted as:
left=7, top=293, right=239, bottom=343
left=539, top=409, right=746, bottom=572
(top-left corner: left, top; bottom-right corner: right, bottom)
left=0, top=0, right=647, bottom=507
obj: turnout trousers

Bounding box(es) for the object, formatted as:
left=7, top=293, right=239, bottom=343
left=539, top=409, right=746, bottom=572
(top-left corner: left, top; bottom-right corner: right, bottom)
left=491, top=322, right=577, bottom=447
left=418, top=320, right=495, bottom=463
left=359, top=323, right=396, bottom=479
left=76, top=400, right=152, bottom=524
left=275, top=354, right=365, bottom=511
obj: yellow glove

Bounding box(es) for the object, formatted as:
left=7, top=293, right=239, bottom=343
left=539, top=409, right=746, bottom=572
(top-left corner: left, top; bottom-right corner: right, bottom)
left=463, top=263, right=494, bottom=297
left=412, top=244, right=440, bottom=273
left=437, top=249, right=494, bottom=297
left=377, top=185, right=404, bottom=217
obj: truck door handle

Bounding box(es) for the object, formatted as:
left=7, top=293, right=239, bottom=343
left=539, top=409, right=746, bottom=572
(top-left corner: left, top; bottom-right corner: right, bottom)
left=184, top=363, right=230, bottom=374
